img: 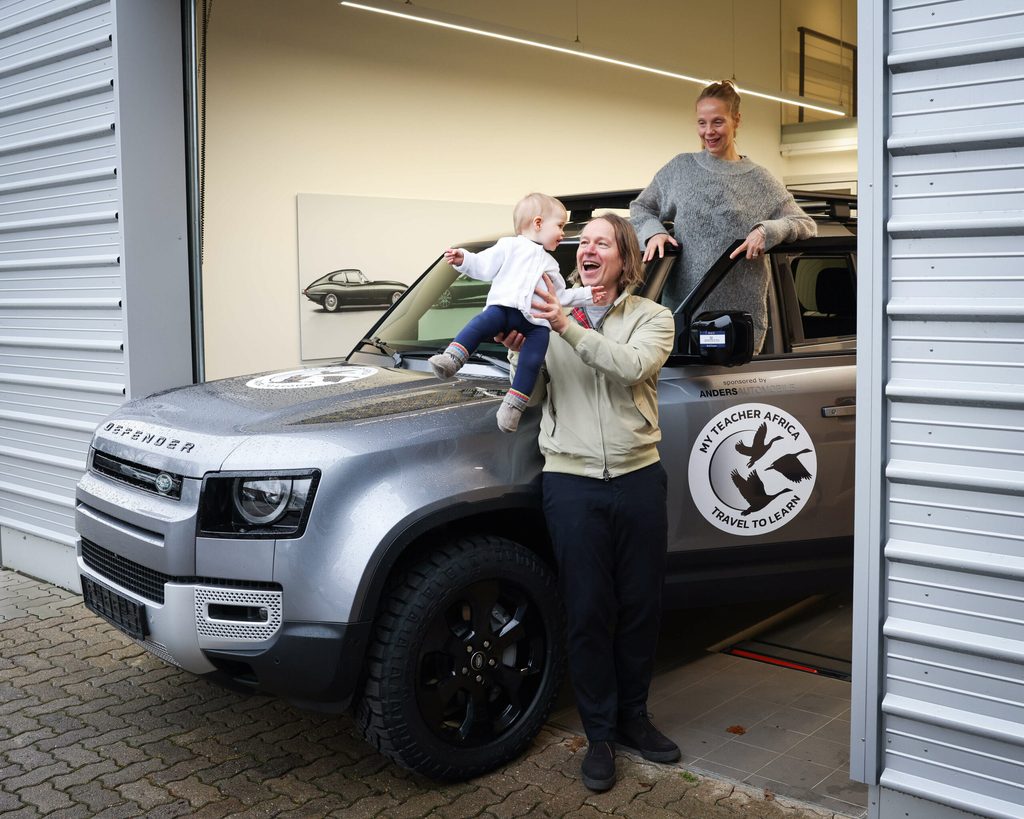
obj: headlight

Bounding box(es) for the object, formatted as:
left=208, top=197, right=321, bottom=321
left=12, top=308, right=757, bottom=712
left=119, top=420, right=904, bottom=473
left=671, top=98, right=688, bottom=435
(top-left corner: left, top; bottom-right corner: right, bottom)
left=234, top=478, right=292, bottom=525
left=198, top=471, right=319, bottom=538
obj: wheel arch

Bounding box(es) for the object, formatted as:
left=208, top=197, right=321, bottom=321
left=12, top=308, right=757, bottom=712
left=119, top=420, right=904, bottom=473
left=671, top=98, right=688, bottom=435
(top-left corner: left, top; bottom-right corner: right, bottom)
left=349, top=493, right=552, bottom=625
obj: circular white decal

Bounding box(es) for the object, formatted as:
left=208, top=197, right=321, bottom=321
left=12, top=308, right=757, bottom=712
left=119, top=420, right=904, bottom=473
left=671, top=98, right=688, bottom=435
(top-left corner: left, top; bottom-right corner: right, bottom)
left=246, top=366, right=378, bottom=390
left=688, top=402, right=817, bottom=536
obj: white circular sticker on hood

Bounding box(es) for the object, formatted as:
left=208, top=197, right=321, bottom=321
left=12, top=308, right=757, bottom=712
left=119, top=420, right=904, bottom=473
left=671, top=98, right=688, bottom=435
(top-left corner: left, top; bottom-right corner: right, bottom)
left=688, top=402, right=817, bottom=536
left=246, top=366, right=378, bottom=390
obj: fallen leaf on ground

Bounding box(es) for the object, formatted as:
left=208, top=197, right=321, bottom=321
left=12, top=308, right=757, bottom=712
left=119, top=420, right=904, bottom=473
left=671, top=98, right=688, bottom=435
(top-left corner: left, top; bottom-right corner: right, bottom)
left=565, top=736, right=587, bottom=752
left=726, top=724, right=747, bottom=735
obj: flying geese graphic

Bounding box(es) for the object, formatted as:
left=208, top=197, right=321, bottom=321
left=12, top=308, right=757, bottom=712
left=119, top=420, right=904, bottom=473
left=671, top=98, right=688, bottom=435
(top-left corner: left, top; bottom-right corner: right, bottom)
left=735, top=421, right=784, bottom=467
left=731, top=469, right=792, bottom=516
left=765, top=448, right=813, bottom=483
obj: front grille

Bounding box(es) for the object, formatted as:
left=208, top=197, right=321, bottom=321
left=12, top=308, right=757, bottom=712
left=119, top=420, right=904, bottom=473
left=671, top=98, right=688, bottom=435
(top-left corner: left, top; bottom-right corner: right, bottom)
left=90, top=449, right=183, bottom=500
left=81, top=540, right=281, bottom=605
left=82, top=539, right=168, bottom=603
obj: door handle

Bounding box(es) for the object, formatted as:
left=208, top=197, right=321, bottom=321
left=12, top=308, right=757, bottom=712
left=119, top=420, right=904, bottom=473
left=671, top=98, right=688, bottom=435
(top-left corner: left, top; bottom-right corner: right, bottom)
left=821, top=405, right=855, bottom=418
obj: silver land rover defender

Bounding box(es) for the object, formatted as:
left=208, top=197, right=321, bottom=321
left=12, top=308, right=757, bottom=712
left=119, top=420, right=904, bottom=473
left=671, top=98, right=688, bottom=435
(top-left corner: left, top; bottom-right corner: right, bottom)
left=76, top=191, right=857, bottom=780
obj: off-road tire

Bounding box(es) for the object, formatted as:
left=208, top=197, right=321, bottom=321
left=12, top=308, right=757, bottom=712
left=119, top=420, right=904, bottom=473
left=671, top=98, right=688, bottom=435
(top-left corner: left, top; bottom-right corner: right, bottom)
left=355, top=536, right=564, bottom=780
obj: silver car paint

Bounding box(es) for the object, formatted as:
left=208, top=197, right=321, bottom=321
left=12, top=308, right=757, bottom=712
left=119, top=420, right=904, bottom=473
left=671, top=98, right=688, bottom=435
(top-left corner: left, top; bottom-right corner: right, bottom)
left=658, top=356, right=856, bottom=550
left=78, top=369, right=546, bottom=626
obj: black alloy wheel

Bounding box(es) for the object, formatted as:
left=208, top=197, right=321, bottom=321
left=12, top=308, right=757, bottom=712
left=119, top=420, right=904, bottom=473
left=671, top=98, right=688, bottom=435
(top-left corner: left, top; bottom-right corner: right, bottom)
left=356, top=536, right=564, bottom=780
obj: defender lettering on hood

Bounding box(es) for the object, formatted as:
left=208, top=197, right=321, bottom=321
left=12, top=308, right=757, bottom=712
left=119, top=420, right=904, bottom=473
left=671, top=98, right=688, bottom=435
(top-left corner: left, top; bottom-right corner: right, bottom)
left=102, top=422, right=196, bottom=453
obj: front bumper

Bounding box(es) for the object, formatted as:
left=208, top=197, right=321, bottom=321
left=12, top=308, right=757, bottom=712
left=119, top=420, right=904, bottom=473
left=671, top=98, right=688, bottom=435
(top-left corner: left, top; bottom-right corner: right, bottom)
left=204, top=620, right=371, bottom=711
left=78, top=555, right=371, bottom=709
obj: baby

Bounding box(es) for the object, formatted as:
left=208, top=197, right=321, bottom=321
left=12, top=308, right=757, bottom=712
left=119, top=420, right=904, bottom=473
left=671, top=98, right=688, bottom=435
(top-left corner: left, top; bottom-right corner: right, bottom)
left=429, top=192, right=605, bottom=432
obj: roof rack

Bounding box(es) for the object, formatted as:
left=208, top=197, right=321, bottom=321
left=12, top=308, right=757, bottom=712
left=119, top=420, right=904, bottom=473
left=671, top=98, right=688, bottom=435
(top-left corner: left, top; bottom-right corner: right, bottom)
left=558, top=189, right=641, bottom=221
left=558, top=188, right=858, bottom=222
left=788, top=189, right=857, bottom=221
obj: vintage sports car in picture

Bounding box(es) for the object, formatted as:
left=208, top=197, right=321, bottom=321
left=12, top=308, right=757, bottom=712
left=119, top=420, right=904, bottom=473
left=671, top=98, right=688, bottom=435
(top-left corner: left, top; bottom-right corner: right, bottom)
left=302, top=267, right=407, bottom=311
left=76, top=190, right=857, bottom=781
left=434, top=273, right=491, bottom=309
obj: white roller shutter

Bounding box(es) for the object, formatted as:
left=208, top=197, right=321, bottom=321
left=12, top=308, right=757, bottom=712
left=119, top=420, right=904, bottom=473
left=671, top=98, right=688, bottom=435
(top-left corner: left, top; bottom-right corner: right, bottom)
left=0, top=0, right=120, bottom=556
left=854, top=1, right=1024, bottom=817
left=0, top=0, right=192, bottom=588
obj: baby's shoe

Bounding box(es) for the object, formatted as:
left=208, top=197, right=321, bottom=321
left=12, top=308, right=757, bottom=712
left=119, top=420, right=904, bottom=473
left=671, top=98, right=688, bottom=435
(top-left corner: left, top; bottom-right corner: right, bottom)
left=497, top=390, right=529, bottom=433
left=429, top=343, right=468, bottom=380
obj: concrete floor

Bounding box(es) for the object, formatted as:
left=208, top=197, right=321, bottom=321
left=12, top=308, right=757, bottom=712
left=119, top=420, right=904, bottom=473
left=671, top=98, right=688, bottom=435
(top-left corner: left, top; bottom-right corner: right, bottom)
left=551, top=596, right=869, bottom=818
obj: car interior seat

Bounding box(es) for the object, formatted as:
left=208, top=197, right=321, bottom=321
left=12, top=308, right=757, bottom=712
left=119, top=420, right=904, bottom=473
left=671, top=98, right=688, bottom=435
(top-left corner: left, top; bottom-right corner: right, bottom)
left=802, top=266, right=856, bottom=338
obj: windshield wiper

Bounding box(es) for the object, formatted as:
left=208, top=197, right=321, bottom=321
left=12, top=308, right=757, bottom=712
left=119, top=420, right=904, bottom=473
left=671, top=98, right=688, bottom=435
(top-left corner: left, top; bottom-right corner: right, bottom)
left=357, top=336, right=403, bottom=367
left=359, top=339, right=510, bottom=374
left=472, top=353, right=510, bottom=374
left=401, top=349, right=510, bottom=373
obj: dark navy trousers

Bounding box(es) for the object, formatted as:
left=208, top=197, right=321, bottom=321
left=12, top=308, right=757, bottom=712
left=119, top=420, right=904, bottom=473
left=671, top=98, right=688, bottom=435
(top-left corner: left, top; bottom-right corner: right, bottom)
left=542, top=462, right=669, bottom=741
left=452, top=305, right=549, bottom=396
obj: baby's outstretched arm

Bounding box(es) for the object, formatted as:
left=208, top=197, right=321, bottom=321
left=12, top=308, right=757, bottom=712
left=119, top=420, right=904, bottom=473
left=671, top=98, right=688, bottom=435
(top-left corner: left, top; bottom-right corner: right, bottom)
left=558, top=281, right=605, bottom=307
left=443, top=248, right=464, bottom=266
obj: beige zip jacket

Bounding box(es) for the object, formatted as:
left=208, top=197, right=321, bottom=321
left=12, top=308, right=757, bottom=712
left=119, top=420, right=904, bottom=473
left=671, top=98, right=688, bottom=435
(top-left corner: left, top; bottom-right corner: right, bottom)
left=511, top=292, right=675, bottom=480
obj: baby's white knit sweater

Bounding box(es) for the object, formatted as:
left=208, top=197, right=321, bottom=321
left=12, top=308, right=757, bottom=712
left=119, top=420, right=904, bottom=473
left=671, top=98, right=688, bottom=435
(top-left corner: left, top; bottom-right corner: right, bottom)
left=454, top=235, right=593, bottom=328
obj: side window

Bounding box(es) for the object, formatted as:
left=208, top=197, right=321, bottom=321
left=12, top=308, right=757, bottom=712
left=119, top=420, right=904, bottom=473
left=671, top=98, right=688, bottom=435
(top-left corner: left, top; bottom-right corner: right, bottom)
left=789, top=255, right=856, bottom=342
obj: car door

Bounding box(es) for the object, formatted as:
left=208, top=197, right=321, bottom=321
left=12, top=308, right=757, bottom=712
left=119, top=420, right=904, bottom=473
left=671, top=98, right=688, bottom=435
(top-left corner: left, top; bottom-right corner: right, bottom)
left=327, top=271, right=349, bottom=304
left=343, top=270, right=368, bottom=305
left=355, top=270, right=386, bottom=306
left=655, top=240, right=856, bottom=591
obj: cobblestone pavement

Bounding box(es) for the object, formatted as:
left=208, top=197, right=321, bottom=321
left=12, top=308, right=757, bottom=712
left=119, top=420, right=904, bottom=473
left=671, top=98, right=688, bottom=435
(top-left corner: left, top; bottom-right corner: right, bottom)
left=0, top=569, right=850, bottom=818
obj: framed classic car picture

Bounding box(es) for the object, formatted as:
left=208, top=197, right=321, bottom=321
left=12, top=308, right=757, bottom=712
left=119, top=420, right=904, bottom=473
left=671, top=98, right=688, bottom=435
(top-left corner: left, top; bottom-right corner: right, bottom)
left=296, top=193, right=509, bottom=362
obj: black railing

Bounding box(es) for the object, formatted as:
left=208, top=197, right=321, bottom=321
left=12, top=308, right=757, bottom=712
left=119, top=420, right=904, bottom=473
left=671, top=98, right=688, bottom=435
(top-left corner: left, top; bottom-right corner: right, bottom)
left=798, top=26, right=856, bottom=121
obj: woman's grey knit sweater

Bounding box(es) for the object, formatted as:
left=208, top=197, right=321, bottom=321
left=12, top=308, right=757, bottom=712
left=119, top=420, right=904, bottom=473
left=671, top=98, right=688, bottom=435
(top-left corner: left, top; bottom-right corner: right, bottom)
left=630, top=150, right=815, bottom=351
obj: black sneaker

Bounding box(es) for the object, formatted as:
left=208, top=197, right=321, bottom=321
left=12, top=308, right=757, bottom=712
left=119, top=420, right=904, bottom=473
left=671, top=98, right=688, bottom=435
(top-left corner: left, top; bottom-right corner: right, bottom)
left=616, top=713, right=681, bottom=763
left=581, top=740, right=616, bottom=791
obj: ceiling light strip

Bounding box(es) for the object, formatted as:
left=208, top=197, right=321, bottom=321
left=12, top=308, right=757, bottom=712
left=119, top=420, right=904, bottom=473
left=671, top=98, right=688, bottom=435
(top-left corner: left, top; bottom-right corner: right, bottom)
left=340, top=1, right=847, bottom=117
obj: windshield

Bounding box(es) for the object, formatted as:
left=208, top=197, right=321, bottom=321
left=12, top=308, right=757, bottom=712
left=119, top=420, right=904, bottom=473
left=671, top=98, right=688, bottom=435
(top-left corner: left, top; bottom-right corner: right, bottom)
left=370, top=239, right=581, bottom=354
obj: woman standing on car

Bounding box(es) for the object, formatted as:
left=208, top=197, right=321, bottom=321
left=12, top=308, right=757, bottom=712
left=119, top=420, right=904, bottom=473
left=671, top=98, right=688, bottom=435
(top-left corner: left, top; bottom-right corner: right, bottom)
left=630, top=79, right=815, bottom=353
left=504, top=214, right=676, bottom=792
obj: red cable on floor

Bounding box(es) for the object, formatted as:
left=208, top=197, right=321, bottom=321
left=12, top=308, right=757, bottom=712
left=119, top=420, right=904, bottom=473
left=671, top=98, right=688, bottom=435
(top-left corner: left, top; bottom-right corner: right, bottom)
left=726, top=648, right=820, bottom=674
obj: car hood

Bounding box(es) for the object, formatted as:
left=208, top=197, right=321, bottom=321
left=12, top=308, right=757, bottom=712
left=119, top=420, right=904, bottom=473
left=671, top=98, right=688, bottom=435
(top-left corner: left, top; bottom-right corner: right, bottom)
left=97, top=363, right=505, bottom=441
left=91, top=363, right=508, bottom=475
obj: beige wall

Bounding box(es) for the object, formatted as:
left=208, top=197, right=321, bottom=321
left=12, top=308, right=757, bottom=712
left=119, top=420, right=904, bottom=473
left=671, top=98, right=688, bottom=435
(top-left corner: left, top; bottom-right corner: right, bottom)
left=202, top=0, right=857, bottom=379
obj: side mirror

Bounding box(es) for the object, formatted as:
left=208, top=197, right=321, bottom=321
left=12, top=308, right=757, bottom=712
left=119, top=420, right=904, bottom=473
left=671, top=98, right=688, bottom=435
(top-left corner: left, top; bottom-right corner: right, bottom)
left=688, top=311, right=754, bottom=367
